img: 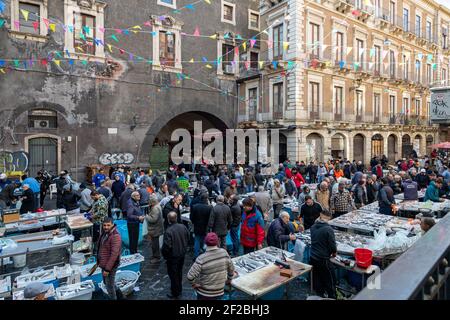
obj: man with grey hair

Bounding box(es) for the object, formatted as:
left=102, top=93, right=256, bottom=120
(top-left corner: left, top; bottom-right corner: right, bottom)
left=126, top=191, right=145, bottom=254
left=266, top=211, right=296, bottom=249
left=146, top=195, right=164, bottom=263
left=208, top=195, right=232, bottom=250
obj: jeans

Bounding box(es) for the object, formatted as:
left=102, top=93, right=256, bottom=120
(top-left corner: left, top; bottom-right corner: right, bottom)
left=34, top=193, right=40, bottom=211
left=103, top=268, right=117, bottom=300
left=310, top=257, right=336, bottom=299
left=318, top=175, right=324, bottom=184
left=167, top=257, right=185, bottom=297
left=379, top=206, right=393, bottom=216
left=245, top=185, right=254, bottom=193
left=127, top=222, right=140, bottom=254
left=218, top=235, right=227, bottom=251
left=230, top=226, right=240, bottom=256
left=197, top=292, right=223, bottom=300
left=194, top=234, right=205, bottom=259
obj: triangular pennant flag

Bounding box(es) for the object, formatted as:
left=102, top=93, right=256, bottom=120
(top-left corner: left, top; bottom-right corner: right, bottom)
left=43, top=18, right=49, bottom=28
left=41, top=58, right=48, bottom=66
left=259, top=61, right=264, bottom=69
left=119, top=48, right=125, bottom=54
left=202, top=57, right=208, bottom=62
left=54, top=60, right=60, bottom=67
left=283, top=42, right=290, bottom=51
left=205, top=64, right=212, bottom=69
left=123, top=30, right=130, bottom=35
left=427, top=54, right=433, bottom=61
left=98, top=27, right=105, bottom=33
left=223, top=32, right=230, bottom=40
left=250, top=39, right=256, bottom=48
left=111, top=34, right=119, bottom=42
left=0, top=19, right=5, bottom=28
left=236, top=34, right=242, bottom=40
left=107, top=44, right=113, bottom=52
left=75, top=46, right=84, bottom=52
left=193, top=26, right=200, bottom=37
left=189, top=58, right=194, bottom=63
left=68, top=25, right=74, bottom=33
left=370, top=48, right=375, bottom=57
left=346, top=47, right=352, bottom=55
left=69, top=59, right=74, bottom=66
left=49, top=24, right=56, bottom=32
left=79, top=32, right=86, bottom=40
left=339, top=61, right=345, bottom=68
left=14, top=20, right=20, bottom=30
left=204, top=0, right=211, bottom=3
left=243, top=42, right=247, bottom=51
left=144, top=21, right=152, bottom=27
left=432, top=63, right=437, bottom=70
left=287, top=61, right=295, bottom=70
left=272, top=61, right=278, bottom=69
left=129, top=53, right=134, bottom=61
left=151, top=31, right=157, bottom=36
left=65, top=49, right=71, bottom=57
left=132, top=25, right=142, bottom=30
left=418, top=53, right=423, bottom=60
left=185, top=4, right=195, bottom=10
left=369, top=62, right=374, bottom=69
left=115, top=29, right=123, bottom=34
left=83, top=26, right=91, bottom=34
left=14, top=60, right=19, bottom=68
left=32, top=21, right=39, bottom=32
left=245, top=61, right=250, bottom=70
left=234, top=46, right=239, bottom=56
left=0, top=68, right=5, bottom=74
left=267, top=40, right=273, bottom=49
left=0, top=60, right=4, bottom=67
left=55, top=51, right=62, bottom=58
left=20, top=9, right=29, bottom=21
left=81, top=60, right=88, bottom=66
left=209, top=34, right=217, bottom=39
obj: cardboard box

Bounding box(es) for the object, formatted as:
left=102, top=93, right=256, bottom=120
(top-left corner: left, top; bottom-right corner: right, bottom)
left=2, top=210, right=20, bottom=224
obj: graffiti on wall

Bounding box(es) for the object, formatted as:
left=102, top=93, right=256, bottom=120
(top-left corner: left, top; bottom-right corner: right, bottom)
left=99, top=153, right=135, bottom=166
left=0, top=151, right=29, bottom=172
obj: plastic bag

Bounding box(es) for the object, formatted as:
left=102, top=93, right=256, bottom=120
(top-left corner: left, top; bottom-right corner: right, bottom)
left=52, top=235, right=74, bottom=245
left=0, top=239, right=18, bottom=252
left=294, top=239, right=306, bottom=262
left=142, top=217, right=148, bottom=237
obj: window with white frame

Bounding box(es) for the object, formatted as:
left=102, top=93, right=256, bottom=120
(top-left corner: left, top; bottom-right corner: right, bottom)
left=374, top=93, right=381, bottom=121
left=248, top=87, right=258, bottom=120
left=374, top=45, right=381, bottom=74
left=416, top=59, right=421, bottom=82
left=151, top=16, right=183, bottom=72
left=310, top=23, right=321, bottom=58
left=389, top=50, right=396, bottom=78
left=221, top=1, right=236, bottom=25
left=248, top=10, right=259, bottom=31
left=334, top=86, right=343, bottom=120
left=426, top=63, right=431, bottom=84
left=443, top=27, right=448, bottom=49
left=157, top=0, right=176, bottom=9
left=403, top=8, right=409, bottom=31
left=335, top=31, right=344, bottom=63
left=273, top=23, right=284, bottom=61
left=356, top=90, right=364, bottom=119
left=415, top=15, right=421, bottom=37
left=403, top=97, right=409, bottom=114
left=426, top=20, right=432, bottom=41
left=64, top=0, right=105, bottom=60
left=415, top=99, right=421, bottom=116
left=403, top=54, right=409, bottom=80
left=390, top=1, right=396, bottom=24
left=356, top=38, right=364, bottom=69
left=389, top=95, right=396, bottom=119
left=11, top=0, right=48, bottom=38
left=273, top=82, right=284, bottom=119
left=217, top=33, right=238, bottom=76
left=309, top=81, right=320, bottom=118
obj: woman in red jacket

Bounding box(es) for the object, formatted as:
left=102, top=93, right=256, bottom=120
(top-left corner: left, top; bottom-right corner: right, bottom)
left=291, top=168, right=306, bottom=194
left=240, top=198, right=265, bottom=254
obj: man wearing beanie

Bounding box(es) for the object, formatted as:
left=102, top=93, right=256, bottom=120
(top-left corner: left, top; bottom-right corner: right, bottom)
left=187, top=232, right=235, bottom=300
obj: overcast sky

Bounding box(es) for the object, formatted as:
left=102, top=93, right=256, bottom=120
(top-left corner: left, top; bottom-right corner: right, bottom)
left=435, top=0, right=450, bottom=9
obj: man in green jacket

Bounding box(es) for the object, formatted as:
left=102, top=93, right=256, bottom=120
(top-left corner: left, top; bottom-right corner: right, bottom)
left=424, top=178, right=445, bottom=203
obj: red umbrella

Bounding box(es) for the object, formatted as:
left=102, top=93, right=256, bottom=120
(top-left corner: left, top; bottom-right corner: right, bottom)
left=430, top=142, right=450, bottom=149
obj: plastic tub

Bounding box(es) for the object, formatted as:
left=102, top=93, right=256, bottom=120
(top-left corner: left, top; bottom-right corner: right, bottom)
left=354, top=248, right=373, bottom=269
left=115, top=220, right=144, bottom=248
left=56, top=280, right=95, bottom=300
left=99, top=270, right=141, bottom=297
left=70, top=253, right=86, bottom=266
left=13, top=254, right=26, bottom=268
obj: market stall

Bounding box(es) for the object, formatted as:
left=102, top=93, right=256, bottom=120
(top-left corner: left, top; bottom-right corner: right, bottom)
left=230, top=247, right=312, bottom=300
left=396, top=200, right=450, bottom=218
left=1, top=209, right=69, bottom=235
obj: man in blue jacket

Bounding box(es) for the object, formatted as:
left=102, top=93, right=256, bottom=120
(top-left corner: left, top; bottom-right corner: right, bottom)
left=424, top=178, right=445, bottom=203
left=22, top=174, right=40, bottom=211
left=127, top=191, right=145, bottom=254
left=266, top=211, right=296, bottom=249
left=92, top=169, right=106, bottom=189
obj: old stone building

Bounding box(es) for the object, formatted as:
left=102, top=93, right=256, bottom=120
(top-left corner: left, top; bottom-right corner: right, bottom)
left=0, top=0, right=260, bottom=177
left=238, top=0, right=449, bottom=165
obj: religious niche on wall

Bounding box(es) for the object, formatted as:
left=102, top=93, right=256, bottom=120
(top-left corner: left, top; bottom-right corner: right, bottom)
left=77, top=0, right=94, bottom=9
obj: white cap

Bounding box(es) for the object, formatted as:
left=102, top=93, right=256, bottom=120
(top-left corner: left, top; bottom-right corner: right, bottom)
left=0, top=173, right=7, bottom=180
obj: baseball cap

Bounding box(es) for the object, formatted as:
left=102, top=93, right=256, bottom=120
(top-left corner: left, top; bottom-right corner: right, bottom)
left=0, top=173, right=7, bottom=180
left=420, top=169, right=426, bottom=173
left=24, top=282, right=51, bottom=299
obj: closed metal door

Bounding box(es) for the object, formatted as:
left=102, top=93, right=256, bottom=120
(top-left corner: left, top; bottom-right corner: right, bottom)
left=28, top=137, right=57, bottom=177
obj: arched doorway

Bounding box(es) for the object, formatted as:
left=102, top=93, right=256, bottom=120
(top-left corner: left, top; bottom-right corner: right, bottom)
left=306, top=133, right=324, bottom=163
left=402, top=134, right=412, bottom=159
left=331, top=133, right=346, bottom=160
left=388, top=134, right=398, bottom=164
left=353, top=134, right=365, bottom=162
left=149, top=112, right=229, bottom=170
left=371, top=134, right=384, bottom=158
left=28, top=137, right=58, bottom=177
left=426, top=135, right=434, bottom=155
left=414, top=135, right=422, bottom=158
left=279, top=133, right=288, bottom=164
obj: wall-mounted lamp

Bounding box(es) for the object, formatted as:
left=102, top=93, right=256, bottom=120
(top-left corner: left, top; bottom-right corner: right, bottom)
left=349, top=78, right=363, bottom=91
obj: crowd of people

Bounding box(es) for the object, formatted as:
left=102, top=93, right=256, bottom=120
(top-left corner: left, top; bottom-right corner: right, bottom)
left=1, top=149, right=449, bottom=300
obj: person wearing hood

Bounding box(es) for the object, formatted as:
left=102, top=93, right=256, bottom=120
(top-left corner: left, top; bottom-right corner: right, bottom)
left=424, top=178, right=445, bottom=202
left=62, top=184, right=80, bottom=214
left=310, top=209, right=337, bottom=299
left=351, top=171, right=363, bottom=185
left=415, top=169, right=430, bottom=190
left=0, top=180, right=18, bottom=209
left=402, top=176, right=419, bottom=200
left=266, top=211, right=298, bottom=249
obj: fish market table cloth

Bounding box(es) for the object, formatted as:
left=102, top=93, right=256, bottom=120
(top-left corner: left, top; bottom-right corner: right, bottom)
left=231, top=259, right=312, bottom=299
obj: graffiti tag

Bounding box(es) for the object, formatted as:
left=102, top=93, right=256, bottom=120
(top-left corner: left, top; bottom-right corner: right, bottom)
left=0, top=151, right=29, bottom=172
left=99, top=153, right=135, bottom=166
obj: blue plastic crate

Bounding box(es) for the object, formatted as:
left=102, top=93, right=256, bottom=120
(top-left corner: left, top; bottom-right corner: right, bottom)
left=259, top=285, right=285, bottom=300
left=115, top=219, right=144, bottom=248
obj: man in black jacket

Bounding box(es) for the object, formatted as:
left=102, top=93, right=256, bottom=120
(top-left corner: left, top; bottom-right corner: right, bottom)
left=190, top=193, right=212, bottom=259
left=310, top=209, right=337, bottom=299
left=415, top=169, right=430, bottom=190
left=267, top=211, right=296, bottom=249
left=208, top=195, right=232, bottom=250
left=162, top=194, right=183, bottom=229
left=307, top=162, right=318, bottom=183
left=300, top=196, right=323, bottom=230
left=229, top=194, right=241, bottom=257
left=162, top=212, right=190, bottom=299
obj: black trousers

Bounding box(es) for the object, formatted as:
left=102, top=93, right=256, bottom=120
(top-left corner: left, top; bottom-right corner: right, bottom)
left=243, top=246, right=256, bottom=254
left=310, top=257, right=336, bottom=299
left=218, top=235, right=227, bottom=251
left=167, top=257, right=185, bottom=297
left=333, top=211, right=347, bottom=219
left=127, top=222, right=140, bottom=254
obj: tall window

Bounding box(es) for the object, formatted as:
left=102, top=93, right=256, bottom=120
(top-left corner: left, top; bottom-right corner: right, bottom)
left=273, top=24, right=283, bottom=60
left=416, top=60, right=421, bottom=82
left=74, top=13, right=95, bottom=55
left=310, top=82, right=320, bottom=118
left=444, top=27, right=448, bottom=49
left=356, top=90, right=363, bottom=120
left=426, top=21, right=432, bottom=40
left=403, top=97, right=409, bottom=115
left=415, top=99, right=421, bottom=116
left=375, top=45, right=381, bottom=73
left=310, top=23, right=320, bottom=58
left=416, top=15, right=421, bottom=37
left=403, top=54, right=409, bottom=80
left=249, top=12, right=259, bottom=30
left=248, top=88, right=258, bottom=120
left=273, top=83, right=284, bottom=118
left=222, top=43, right=235, bottom=74
left=403, top=8, right=409, bottom=31
left=159, top=31, right=175, bottom=67
left=374, top=93, right=381, bottom=122
left=250, top=51, right=259, bottom=70
left=334, top=86, right=343, bottom=120
left=375, top=0, right=382, bottom=18
left=389, top=50, right=396, bottom=78
left=19, top=2, right=40, bottom=35
left=426, top=64, right=431, bottom=84
left=222, top=2, right=235, bottom=24
left=335, top=32, right=344, bottom=63
left=390, top=1, right=396, bottom=24
left=356, top=39, right=364, bottom=69
left=389, top=95, right=396, bottom=120
left=443, top=68, right=448, bottom=84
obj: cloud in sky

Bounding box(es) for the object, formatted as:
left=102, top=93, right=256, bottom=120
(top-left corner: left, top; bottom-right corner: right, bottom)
left=434, top=0, right=450, bottom=9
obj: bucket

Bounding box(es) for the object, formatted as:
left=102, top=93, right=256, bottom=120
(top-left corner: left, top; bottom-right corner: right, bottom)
left=70, top=253, right=86, bottom=266
left=13, top=254, right=27, bottom=268
left=354, top=248, right=373, bottom=269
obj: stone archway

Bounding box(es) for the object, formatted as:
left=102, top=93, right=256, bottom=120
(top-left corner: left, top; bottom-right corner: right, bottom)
left=414, top=134, right=423, bottom=157
left=402, top=134, right=412, bottom=159
left=388, top=134, right=398, bottom=164
left=353, top=134, right=365, bottom=162
left=140, top=111, right=231, bottom=169
left=426, top=135, right=434, bottom=155
left=371, top=134, right=384, bottom=158
left=331, top=133, right=346, bottom=160
left=306, top=133, right=324, bottom=163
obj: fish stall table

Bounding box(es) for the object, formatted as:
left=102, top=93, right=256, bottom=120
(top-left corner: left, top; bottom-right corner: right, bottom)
left=396, top=200, right=450, bottom=218
left=2, top=209, right=69, bottom=235
left=65, top=214, right=93, bottom=255
left=0, top=230, right=73, bottom=274
left=328, top=210, right=413, bottom=236
left=230, top=247, right=312, bottom=300
left=394, top=190, right=426, bottom=201
left=331, top=257, right=380, bottom=294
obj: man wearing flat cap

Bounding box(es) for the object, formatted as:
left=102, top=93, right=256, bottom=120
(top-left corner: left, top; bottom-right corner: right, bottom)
left=187, top=232, right=235, bottom=300
left=23, top=282, right=51, bottom=300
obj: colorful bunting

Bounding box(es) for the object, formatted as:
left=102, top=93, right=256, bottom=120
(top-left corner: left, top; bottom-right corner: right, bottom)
left=14, top=21, right=20, bottom=30
left=0, top=0, right=5, bottom=14
left=193, top=26, right=200, bottom=37
left=33, top=21, right=39, bottom=31
left=20, top=9, right=29, bottom=21
left=49, top=24, right=56, bottom=32
left=0, top=19, right=5, bottom=28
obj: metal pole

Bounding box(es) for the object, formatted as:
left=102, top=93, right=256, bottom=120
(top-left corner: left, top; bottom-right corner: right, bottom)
left=75, top=135, right=78, bottom=182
